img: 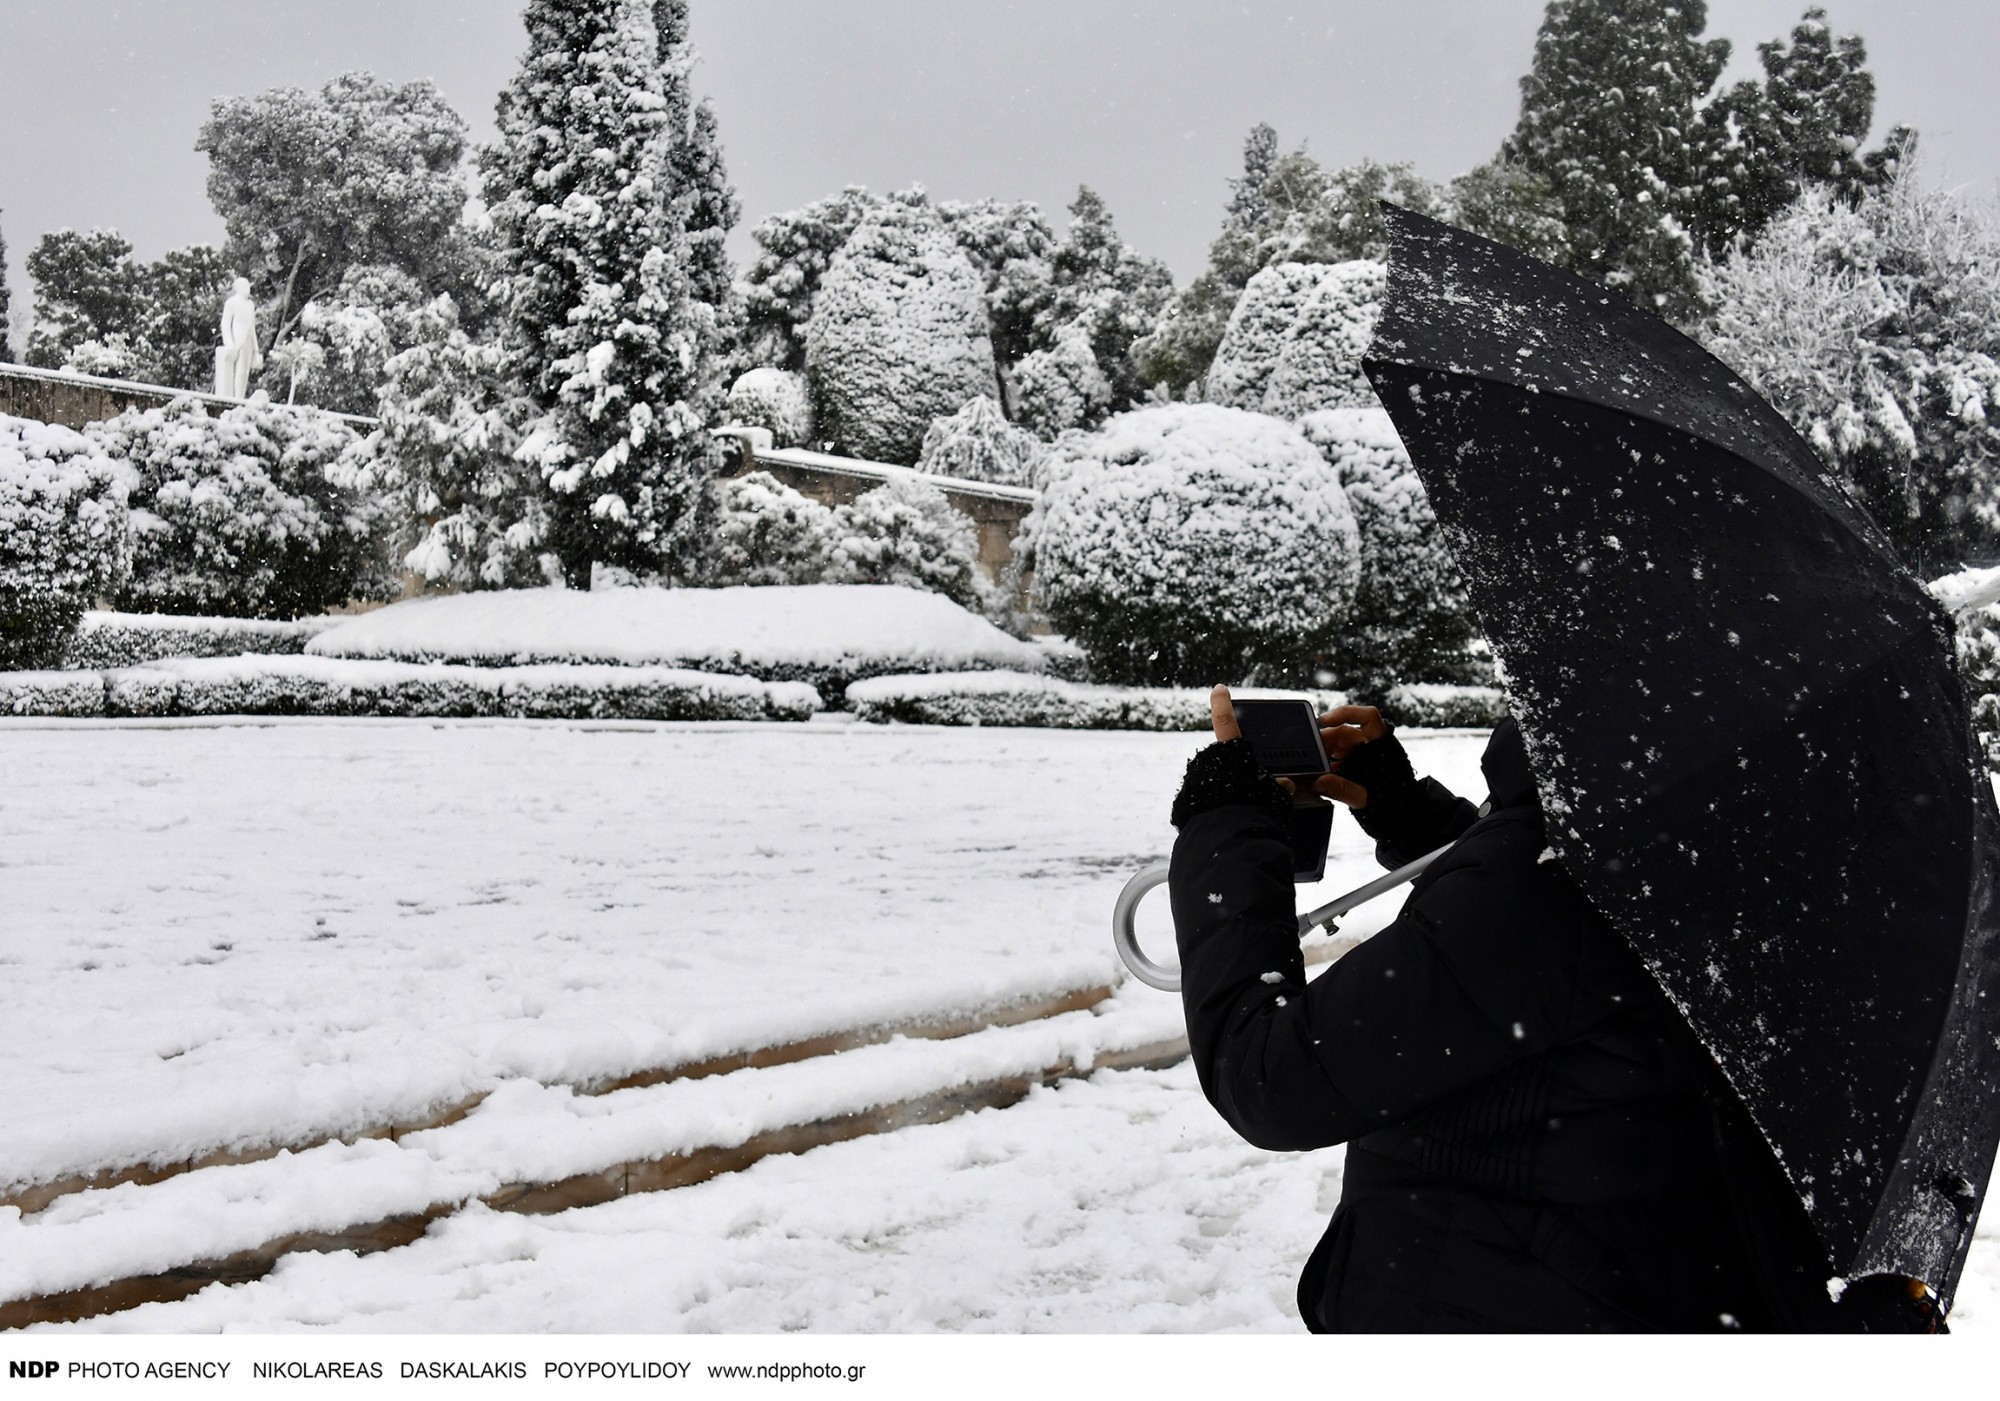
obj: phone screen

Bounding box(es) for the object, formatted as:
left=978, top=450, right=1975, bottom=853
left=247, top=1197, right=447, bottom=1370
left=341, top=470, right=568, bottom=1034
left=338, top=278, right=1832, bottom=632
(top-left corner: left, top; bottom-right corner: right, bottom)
left=1232, top=699, right=1328, bottom=776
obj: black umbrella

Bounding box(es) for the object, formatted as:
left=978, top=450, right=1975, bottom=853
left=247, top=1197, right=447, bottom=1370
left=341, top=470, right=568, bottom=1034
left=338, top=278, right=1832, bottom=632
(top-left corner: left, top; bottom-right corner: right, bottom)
left=1360, top=204, right=2000, bottom=1304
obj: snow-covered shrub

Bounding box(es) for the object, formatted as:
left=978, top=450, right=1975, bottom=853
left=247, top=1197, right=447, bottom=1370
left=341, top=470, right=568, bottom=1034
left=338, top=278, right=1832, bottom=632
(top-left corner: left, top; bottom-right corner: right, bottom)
left=703, top=471, right=841, bottom=586
left=1699, top=176, right=2000, bottom=569
left=847, top=670, right=1345, bottom=730
left=365, top=295, right=540, bottom=591
left=1031, top=404, right=1361, bottom=685
left=1012, top=324, right=1114, bottom=439
left=100, top=654, right=818, bottom=722
left=725, top=367, right=815, bottom=448
left=293, top=265, right=424, bottom=415
left=62, top=610, right=331, bottom=669
left=1204, top=263, right=1330, bottom=412
left=88, top=396, right=395, bottom=619
left=1379, top=682, right=1508, bottom=729
left=916, top=396, right=1044, bottom=488
left=0, top=415, right=133, bottom=668
left=805, top=205, right=998, bottom=464
left=827, top=475, right=988, bottom=612
left=0, top=670, right=106, bottom=716
left=1261, top=260, right=1384, bottom=419
left=1957, top=605, right=2000, bottom=770
left=1298, top=408, right=1484, bottom=701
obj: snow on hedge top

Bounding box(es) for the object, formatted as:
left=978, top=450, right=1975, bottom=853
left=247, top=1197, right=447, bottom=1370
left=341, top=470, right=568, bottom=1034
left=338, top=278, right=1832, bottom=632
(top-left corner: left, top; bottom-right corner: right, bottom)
left=0, top=414, right=133, bottom=601
left=307, top=584, right=1048, bottom=675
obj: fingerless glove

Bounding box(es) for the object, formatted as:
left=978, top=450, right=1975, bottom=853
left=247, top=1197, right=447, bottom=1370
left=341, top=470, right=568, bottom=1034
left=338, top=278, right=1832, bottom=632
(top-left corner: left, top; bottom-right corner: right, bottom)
left=1170, top=738, right=1295, bottom=830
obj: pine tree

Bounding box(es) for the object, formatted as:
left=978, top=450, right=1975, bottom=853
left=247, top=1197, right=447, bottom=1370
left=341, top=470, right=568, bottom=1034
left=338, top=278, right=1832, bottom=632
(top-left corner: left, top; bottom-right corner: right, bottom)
left=1225, top=123, right=1280, bottom=233
left=652, top=1, right=740, bottom=361
left=1040, top=187, right=1173, bottom=413
left=1694, top=7, right=1897, bottom=253
left=484, top=0, right=721, bottom=587
left=1502, top=0, right=1730, bottom=317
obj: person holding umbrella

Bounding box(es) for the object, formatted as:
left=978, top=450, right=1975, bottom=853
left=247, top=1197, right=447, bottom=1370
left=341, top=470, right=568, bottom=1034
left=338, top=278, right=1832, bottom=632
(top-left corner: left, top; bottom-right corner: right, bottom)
left=1165, top=206, right=1997, bottom=1332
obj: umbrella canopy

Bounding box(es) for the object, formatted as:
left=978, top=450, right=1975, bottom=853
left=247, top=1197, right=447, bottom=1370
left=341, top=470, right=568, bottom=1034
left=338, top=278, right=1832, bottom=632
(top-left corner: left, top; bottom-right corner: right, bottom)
left=1361, top=204, right=2000, bottom=1302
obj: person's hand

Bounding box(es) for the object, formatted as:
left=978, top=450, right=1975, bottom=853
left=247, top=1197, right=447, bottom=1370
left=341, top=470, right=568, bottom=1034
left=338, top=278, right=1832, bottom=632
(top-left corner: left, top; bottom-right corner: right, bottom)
left=1308, top=704, right=1390, bottom=810
left=1208, top=684, right=1299, bottom=797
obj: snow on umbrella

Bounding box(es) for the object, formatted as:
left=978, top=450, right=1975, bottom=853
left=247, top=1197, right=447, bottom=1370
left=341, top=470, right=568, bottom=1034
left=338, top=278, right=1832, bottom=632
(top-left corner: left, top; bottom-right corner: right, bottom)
left=1361, top=203, right=2000, bottom=1304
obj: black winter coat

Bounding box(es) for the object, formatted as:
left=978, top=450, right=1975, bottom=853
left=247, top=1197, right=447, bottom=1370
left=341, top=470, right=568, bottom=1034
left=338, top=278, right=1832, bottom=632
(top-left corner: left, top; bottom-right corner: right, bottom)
left=1169, top=723, right=1760, bottom=1332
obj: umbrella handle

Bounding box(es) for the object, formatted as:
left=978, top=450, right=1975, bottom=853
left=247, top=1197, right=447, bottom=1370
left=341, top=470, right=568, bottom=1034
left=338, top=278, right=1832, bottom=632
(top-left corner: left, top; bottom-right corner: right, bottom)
left=1111, top=844, right=1454, bottom=994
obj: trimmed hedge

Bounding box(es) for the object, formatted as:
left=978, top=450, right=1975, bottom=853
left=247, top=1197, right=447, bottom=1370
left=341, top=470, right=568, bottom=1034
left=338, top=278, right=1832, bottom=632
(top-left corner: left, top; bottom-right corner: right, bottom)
left=846, top=672, right=1347, bottom=731
left=2, top=655, right=822, bottom=722
left=63, top=611, right=335, bottom=669
left=1379, top=682, right=1509, bottom=729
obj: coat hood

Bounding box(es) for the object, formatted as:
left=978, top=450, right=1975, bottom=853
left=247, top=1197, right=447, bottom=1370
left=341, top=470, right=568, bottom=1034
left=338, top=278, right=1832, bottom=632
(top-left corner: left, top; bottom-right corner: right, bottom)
left=1480, top=717, right=1538, bottom=810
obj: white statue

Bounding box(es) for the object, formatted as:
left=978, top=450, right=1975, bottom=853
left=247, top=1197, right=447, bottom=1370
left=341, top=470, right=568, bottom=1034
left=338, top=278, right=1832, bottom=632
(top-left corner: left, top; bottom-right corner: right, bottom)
left=214, top=277, right=262, bottom=399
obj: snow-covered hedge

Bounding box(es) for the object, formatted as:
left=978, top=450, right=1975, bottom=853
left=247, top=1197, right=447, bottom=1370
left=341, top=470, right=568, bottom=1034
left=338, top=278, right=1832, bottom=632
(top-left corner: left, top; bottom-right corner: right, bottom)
left=805, top=206, right=998, bottom=464
left=0, top=416, right=133, bottom=669
left=1030, top=404, right=1362, bottom=685
left=0, top=670, right=110, bottom=718
left=87, top=396, right=395, bottom=619
left=1298, top=408, right=1483, bottom=700
left=1262, top=261, right=1384, bottom=419
left=1379, top=682, right=1508, bottom=729
left=62, top=610, right=336, bottom=669
left=306, top=584, right=1047, bottom=701
left=917, top=396, right=1044, bottom=488
left=1207, top=261, right=1384, bottom=420
left=88, top=656, right=821, bottom=722
left=847, top=671, right=1347, bottom=730
left=726, top=368, right=816, bottom=448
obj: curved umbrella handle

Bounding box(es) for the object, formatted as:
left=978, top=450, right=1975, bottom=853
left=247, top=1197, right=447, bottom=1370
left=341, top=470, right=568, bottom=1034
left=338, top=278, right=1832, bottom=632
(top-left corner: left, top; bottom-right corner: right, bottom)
left=1111, top=844, right=1454, bottom=993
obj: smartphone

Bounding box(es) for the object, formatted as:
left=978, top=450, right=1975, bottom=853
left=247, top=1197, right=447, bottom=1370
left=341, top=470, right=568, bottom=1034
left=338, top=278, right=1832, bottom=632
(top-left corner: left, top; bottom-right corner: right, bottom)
left=1232, top=698, right=1330, bottom=779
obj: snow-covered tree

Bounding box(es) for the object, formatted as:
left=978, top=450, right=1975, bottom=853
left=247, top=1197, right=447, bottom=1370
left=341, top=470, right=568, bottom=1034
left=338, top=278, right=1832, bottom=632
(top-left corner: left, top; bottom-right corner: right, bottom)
left=1442, top=161, right=1571, bottom=266
left=1261, top=260, right=1386, bottom=420
left=23, top=229, right=139, bottom=371
left=826, top=474, right=987, bottom=612
left=1225, top=123, right=1280, bottom=233
left=365, top=295, right=539, bottom=590
left=1030, top=404, right=1361, bottom=685
left=1036, top=187, right=1173, bottom=416
left=725, top=368, right=815, bottom=447
left=700, top=470, right=839, bottom=587
left=1693, top=7, right=1905, bottom=254
left=654, top=0, right=742, bottom=367
left=917, top=395, right=1045, bottom=488
left=1502, top=0, right=1730, bottom=317
left=133, top=246, right=235, bottom=392
left=484, top=0, right=723, bottom=586
left=1204, top=263, right=1332, bottom=413
left=199, top=72, right=473, bottom=349
left=89, top=397, right=394, bottom=618
left=1298, top=408, right=1482, bottom=699
left=1014, top=323, right=1113, bottom=439
left=938, top=197, right=1057, bottom=377
left=0, top=415, right=131, bottom=667
left=1257, top=155, right=1446, bottom=266
left=805, top=202, right=996, bottom=465
left=1698, top=174, right=2000, bottom=573
left=740, top=187, right=884, bottom=372
left=294, top=265, right=426, bottom=415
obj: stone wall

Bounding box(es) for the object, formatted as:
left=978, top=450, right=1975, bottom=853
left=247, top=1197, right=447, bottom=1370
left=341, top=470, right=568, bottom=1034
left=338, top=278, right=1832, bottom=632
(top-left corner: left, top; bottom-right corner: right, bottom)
left=0, top=362, right=376, bottom=431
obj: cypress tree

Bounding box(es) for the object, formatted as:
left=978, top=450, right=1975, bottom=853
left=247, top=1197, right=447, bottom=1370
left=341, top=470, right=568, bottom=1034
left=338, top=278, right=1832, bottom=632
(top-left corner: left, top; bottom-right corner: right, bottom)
left=483, top=0, right=722, bottom=586
left=0, top=213, right=12, bottom=364
left=1503, top=0, right=1730, bottom=317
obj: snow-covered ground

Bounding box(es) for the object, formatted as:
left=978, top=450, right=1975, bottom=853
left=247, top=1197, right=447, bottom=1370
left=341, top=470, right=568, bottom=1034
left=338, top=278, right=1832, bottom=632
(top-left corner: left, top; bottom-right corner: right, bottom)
left=4, top=718, right=1993, bottom=1332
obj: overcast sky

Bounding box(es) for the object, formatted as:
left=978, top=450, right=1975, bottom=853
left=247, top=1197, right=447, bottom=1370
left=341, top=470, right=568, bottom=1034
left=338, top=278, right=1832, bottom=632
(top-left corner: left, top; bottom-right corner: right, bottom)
left=3, top=0, right=1997, bottom=326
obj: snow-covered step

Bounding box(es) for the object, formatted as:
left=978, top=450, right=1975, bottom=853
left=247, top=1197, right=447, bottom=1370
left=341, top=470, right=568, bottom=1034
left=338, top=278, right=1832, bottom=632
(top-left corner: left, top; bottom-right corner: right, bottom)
left=0, top=982, right=1116, bottom=1219
left=0, top=994, right=1188, bottom=1329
